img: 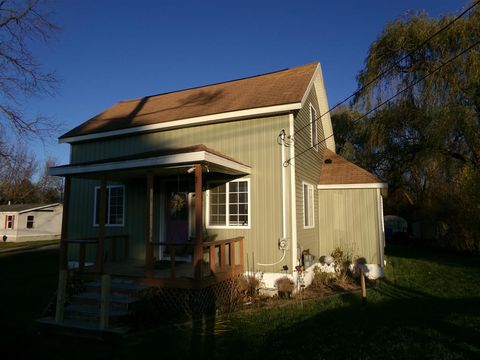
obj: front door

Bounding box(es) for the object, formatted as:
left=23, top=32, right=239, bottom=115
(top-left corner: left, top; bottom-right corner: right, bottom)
left=160, top=189, right=194, bottom=260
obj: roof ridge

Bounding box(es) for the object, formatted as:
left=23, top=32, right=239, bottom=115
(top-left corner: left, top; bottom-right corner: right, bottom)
left=119, top=62, right=319, bottom=103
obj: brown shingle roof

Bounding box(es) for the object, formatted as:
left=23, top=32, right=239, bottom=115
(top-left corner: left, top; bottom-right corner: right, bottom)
left=319, top=149, right=384, bottom=185
left=60, top=63, right=319, bottom=140
left=0, top=203, right=59, bottom=213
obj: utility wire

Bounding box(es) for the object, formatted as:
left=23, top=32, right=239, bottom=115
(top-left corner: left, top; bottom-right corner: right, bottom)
left=284, top=38, right=480, bottom=166
left=290, top=0, right=480, bottom=141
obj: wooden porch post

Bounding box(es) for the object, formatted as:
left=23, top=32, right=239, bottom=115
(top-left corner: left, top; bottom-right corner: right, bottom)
left=96, top=176, right=107, bottom=273
left=59, top=176, right=71, bottom=270
left=193, top=164, right=204, bottom=280
left=145, top=173, right=154, bottom=276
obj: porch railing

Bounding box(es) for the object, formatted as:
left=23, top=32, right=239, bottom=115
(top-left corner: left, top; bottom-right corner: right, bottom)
left=60, top=235, right=244, bottom=282
left=151, top=236, right=244, bottom=280
left=62, top=235, right=129, bottom=273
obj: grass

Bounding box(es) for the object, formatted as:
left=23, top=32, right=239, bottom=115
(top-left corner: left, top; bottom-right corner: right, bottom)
left=0, top=245, right=478, bottom=360
left=0, top=239, right=59, bottom=250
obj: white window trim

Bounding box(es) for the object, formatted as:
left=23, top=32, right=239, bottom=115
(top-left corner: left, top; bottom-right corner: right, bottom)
left=26, top=215, right=34, bottom=229
left=6, top=215, right=14, bottom=229
left=310, top=104, right=318, bottom=151
left=302, top=181, right=315, bottom=229
left=206, top=178, right=251, bottom=230
left=93, top=185, right=125, bottom=227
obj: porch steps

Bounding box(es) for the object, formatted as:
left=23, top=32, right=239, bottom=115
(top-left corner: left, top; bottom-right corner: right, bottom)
left=37, top=317, right=129, bottom=339
left=37, top=276, right=148, bottom=338
left=73, top=291, right=141, bottom=304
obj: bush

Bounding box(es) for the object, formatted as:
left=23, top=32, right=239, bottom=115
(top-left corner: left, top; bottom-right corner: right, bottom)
left=275, top=276, right=295, bottom=299
left=311, top=267, right=335, bottom=288
left=236, top=275, right=260, bottom=300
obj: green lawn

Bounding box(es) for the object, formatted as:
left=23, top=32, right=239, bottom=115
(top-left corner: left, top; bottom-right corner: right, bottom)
left=0, top=245, right=478, bottom=360
left=0, top=239, right=59, bottom=250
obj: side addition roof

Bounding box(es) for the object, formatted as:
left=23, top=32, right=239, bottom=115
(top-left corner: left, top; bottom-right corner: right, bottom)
left=60, top=63, right=320, bottom=143
left=0, top=203, right=61, bottom=213
left=319, top=150, right=387, bottom=189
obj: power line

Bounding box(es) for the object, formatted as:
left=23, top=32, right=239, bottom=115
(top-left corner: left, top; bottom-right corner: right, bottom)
left=290, top=0, right=480, bottom=141
left=284, top=38, right=480, bottom=166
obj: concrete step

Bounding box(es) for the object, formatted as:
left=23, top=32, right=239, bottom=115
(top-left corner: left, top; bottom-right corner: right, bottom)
left=73, top=292, right=140, bottom=304
left=84, top=281, right=148, bottom=294
left=37, top=317, right=129, bottom=338
left=65, top=304, right=129, bottom=318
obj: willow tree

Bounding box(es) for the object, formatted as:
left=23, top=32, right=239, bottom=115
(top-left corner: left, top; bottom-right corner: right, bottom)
left=346, top=4, right=480, bottom=251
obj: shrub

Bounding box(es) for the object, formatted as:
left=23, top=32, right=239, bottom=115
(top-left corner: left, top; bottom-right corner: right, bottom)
left=236, top=275, right=260, bottom=300
left=311, top=266, right=335, bottom=288
left=275, top=276, right=295, bottom=299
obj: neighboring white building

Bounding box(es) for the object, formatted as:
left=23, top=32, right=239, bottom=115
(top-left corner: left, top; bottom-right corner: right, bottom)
left=1, top=203, right=63, bottom=242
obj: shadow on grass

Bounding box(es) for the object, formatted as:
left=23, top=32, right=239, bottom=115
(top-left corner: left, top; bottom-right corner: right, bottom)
left=1, top=246, right=479, bottom=360
left=213, top=294, right=480, bottom=359
left=386, top=244, right=480, bottom=270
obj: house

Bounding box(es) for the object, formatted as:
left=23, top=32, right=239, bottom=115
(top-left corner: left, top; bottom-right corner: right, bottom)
left=46, top=62, right=386, bottom=330
left=0, top=203, right=63, bottom=242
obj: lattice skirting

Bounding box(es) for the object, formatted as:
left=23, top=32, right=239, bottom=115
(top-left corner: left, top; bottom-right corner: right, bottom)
left=130, top=276, right=243, bottom=326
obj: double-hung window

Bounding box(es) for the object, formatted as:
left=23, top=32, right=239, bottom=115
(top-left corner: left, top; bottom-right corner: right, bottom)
left=94, top=185, right=125, bottom=226
left=310, top=104, right=318, bottom=151
left=303, top=182, right=315, bottom=228
left=26, top=215, right=34, bottom=229
left=207, top=179, right=250, bottom=228
left=5, top=215, right=14, bottom=229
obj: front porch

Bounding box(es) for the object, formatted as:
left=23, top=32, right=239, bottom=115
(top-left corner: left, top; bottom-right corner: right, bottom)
left=46, top=145, right=250, bottom=333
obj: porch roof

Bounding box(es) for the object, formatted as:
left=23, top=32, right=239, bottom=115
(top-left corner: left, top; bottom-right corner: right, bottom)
left=49, top=144, right=251, bottom=177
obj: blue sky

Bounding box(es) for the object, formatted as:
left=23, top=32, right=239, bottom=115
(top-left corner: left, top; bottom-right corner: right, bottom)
left=27, top=0, right=468, bottom=165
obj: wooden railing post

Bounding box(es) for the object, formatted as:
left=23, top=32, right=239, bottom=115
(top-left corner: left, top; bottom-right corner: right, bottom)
left=145, top=173, right=154, bottom=276
left=209, top=245, right=216, bottom=274
left=229, top=242, right=236, bottom=270
left=193, top=164, right=204, bottom=280
left=59, top=176, right=71, bottom=270
left=55, top=270, right=67, bottom=323
left=96, top=176, right=107, bottom=273
left=239, top=237, right=244, bottom=271
left=99, top=274, right=111, bottom=330
left=220, top=243, right=226, bottom=272
left=360, top=266, right=367, bottom=302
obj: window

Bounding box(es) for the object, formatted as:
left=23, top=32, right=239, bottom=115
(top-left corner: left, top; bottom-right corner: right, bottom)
left=26, top=215, right=34, bottom=229
left=303, top=182, right=315, bottom=228
left=94, top=185, right=125, bottom=226
left=5, top=215, right=14, bottom=229
left=207, top=179, right=250, bottom=228
left=310, top=104, right=318, bottom=151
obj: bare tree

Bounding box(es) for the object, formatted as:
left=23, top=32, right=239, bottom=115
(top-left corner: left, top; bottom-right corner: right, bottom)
left=0, top=144, right=38, bottom=203
left=0, top=0, right=60, bottom=156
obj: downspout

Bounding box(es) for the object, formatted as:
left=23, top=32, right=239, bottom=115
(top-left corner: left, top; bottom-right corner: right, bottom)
left=281, top=130, right=287, bottom=240
left=376, top=188, right=385, bottom=268
left=256, top=126, right=288, bottom=268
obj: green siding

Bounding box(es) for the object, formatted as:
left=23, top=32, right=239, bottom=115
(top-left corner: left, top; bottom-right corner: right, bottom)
left=293, top=86, right=325, bottom=259
left=317, top=188, right=381, bottom=264
left=67, top=115, right=293, bottom=272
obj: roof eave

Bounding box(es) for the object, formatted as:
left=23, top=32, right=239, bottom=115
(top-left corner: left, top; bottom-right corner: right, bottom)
left=59, top=102, right=302, bottom=144
left=49, top=151, right=251, bottom=177
left=317, top=183, right=388, bottom=190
